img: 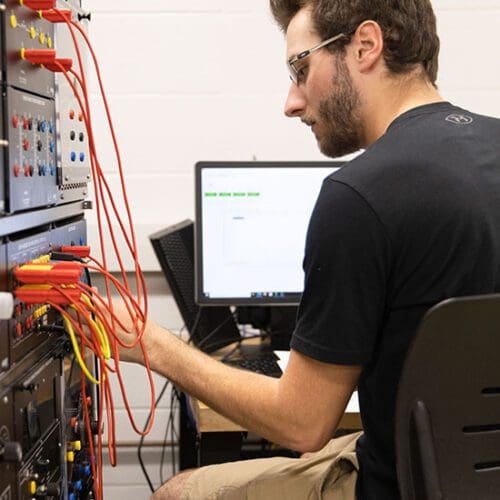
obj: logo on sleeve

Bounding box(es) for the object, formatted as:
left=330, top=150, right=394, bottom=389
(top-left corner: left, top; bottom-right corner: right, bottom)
left=445, top=114, right=474, bottom=125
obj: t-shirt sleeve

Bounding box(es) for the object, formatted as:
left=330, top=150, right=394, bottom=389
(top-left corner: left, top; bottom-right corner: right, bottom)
left=291, top=178, right=391, bottom=365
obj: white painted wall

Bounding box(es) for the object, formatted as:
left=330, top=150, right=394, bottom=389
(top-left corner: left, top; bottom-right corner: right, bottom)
left=78, top=1, right=500, bottom=498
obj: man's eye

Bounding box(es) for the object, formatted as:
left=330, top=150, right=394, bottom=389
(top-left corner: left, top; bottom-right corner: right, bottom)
left=296, top=65, right=308, bottom=84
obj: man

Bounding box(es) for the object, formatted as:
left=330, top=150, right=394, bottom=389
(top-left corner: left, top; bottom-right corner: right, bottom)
left=112, top=1, right=500, bottom=498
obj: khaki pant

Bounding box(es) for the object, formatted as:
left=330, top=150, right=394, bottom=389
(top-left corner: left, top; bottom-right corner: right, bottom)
left=181, top=431, right=362, bottom=500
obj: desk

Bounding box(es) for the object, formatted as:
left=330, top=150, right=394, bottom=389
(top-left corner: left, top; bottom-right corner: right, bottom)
left=189, top=393, right=362, bottom=434
left=179, top=369, right=362, bottom=468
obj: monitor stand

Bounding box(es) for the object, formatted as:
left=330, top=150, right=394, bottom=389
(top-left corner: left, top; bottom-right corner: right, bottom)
left=236, top=306, right=297, bottom=351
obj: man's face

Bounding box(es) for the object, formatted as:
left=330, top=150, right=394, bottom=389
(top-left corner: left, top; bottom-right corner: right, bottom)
left=285, top=8, right=364, bottom=158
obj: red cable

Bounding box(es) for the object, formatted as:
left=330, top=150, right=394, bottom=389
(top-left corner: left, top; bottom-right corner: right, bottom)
left=53, top=66, right=147, bottom=340
left=52, top=47, right=154, bottom=426
left=63, top=14, right=148, bottom=317
left=36, top=9, right=160, bottom=496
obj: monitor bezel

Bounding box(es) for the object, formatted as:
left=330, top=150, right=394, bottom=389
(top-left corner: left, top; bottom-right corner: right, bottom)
left=194, top=161, right=344, bottom=306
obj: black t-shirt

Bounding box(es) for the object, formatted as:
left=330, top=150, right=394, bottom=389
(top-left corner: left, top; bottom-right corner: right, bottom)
left=291, top=102, right=500, bottom=499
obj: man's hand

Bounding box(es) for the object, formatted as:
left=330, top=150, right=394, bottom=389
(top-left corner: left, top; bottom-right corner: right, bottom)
left=67, top=299, right=165, bottom=366
left=103, top=300, right=157, bottom=365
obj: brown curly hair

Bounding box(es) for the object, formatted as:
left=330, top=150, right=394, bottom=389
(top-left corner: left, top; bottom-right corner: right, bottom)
left=270, top=0, right=440, bottom=85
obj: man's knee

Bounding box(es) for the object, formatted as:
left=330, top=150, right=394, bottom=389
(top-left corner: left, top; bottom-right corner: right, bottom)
left=150, top=469, right=196, bottom=500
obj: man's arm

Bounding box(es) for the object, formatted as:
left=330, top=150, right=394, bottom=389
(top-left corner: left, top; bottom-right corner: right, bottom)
left=141, top=321, right=361, bottom=453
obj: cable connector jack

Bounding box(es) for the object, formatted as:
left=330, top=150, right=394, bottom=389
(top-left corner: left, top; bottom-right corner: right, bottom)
left=15, top=262, right=82, bottom=285
left=15, top=285, right=82, bottom=305
left=20, top=50, right=72, bottom=73
left=39, top=8, right=72, bottom=23
left=50, top=252, right=82, bottom=262
left=20, top=48, right=56, bottom=65
left=20, top=0, right=55, bottom=10
left=60, top=246, right=90, bottom=259
left=43, top=58, right=73, bottom=73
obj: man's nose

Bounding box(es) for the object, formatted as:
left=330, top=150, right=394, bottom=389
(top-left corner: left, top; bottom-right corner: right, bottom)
left=284, top=82, right=306, bottom=118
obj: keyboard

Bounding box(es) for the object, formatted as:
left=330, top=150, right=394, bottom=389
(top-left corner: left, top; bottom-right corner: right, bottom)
left=222, top=353, right=282, bottom=378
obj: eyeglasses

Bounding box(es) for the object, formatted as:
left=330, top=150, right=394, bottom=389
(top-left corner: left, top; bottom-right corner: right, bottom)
left=287, top=32, right=349, bottom=85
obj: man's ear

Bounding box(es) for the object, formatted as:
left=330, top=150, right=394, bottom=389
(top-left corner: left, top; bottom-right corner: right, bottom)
left=351, top=20, right=384, bottom=73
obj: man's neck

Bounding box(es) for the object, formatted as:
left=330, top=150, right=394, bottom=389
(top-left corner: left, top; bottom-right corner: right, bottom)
left=362, top=75, right=444, bottom=146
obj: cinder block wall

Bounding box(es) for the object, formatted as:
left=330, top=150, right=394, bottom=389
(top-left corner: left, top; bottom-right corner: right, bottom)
left=81, top=1, right=500, bottom=498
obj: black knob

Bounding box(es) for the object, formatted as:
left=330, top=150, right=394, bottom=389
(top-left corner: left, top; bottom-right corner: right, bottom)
left=15, top=382, right=39, bottom=392
left=0, top=440, right=23, bottom=463
left=90, top=419, right=100, bottom=435
left=45, top=482, right=61, bottom=497
left=36, top=457, right=50, bottom=472
left=35, top=482, right=61, bottom=498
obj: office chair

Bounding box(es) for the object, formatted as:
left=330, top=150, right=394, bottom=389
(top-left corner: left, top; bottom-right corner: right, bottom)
left=395, top=294, right=500, bottom=500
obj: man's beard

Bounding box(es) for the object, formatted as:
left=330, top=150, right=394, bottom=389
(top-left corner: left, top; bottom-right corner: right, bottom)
left=316, top=55, right=363, bottom=158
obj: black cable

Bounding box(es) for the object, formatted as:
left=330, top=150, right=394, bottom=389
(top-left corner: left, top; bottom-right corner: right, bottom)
left=138, top=314, right=191, bottom=492
left=81, top=266, right=100, bottom=423
left=141, top=311, right=242, bottom=489
left=196, top=314, right=237, bottom=351
left=138, top=378, right=171, bottom=493
left=37, top=324, right=67, bottom=334
left=186, top=308, right=203, bottom=346
left=65, top=354, right=77, bottom=405
left=218, top=333, right=268, bottom=362
left=160, top=387, right=179, bottom=484
left=220, top=339, right=243, bottom=362
left=154, top=311, right=231, bottom=486
left=159, top=390, right=172, bottom=484
left=171, top=387, right=181, bottom=475
left=188, top=307, right=241, bottom=352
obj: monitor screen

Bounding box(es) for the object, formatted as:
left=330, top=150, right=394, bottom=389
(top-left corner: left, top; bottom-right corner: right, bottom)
left=195, top=161, right=343, bottom=306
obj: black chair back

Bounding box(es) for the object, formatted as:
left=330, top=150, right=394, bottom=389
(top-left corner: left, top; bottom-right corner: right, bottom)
left=396, top=294, right=500, bottom=500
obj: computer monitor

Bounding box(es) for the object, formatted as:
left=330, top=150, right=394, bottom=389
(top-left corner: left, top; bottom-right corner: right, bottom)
left=195, top=161, right=343, bottom=306
left=149, top=220, right=241, bottom=352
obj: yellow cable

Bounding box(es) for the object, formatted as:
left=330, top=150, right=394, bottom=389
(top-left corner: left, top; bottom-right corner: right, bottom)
left=97, top=315, right=111, bottom=359
left=61, top=311, right=100, bottom=385
left=89, top=314, right=110, bottom=360
left=80, top=295, right=111, bottom=359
